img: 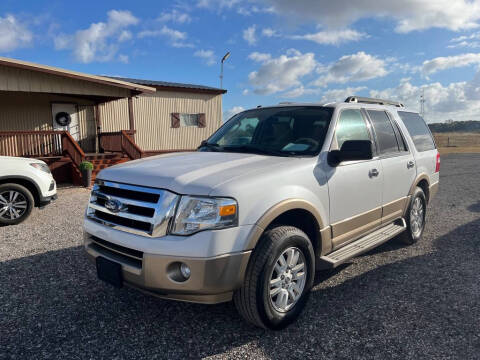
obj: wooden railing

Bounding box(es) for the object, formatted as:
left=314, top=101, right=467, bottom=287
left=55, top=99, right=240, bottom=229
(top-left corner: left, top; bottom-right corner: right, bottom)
left=62, top=131, right=85, bottom=168
left=0, top=130, right=85, bottom=167
left=0, top=130, right=63, bottom=157
left=99, top=130, right=143, bottom=160
left=120, top=130, right=144, bottom=160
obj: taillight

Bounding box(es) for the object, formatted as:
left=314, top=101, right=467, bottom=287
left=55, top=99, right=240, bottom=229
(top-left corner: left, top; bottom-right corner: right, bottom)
left=435, top=152, right=440, bottom=173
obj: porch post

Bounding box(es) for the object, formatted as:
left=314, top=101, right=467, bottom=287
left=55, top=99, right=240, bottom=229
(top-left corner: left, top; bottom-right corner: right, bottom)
left=128, top=96, right=135, bottom=141
left=95, top=103, right=102, bottom=153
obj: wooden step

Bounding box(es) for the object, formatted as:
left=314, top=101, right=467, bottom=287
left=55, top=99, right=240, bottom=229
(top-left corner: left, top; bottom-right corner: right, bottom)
left=317, top=219, right=407, bottom=269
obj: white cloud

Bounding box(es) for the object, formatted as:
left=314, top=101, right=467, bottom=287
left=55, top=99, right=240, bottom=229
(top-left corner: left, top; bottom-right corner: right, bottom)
left=314, top=51, right=389, bottom=87
left=265, top=0, right=480, bottom=33
left=194, top=49, right=216, bottom=65
left=118, top=30, right=132, bottom=42
left=248, top=52, right=271, bottom=62
left=261, top=27, right=278, bottom=37
left=0, top=14, right=33, bottom=52
left=242, top=89, right=249, bottom=95
left=223, top=106, right=245, bottom=121
left=197, top=0, right=241, bottom=9
left=248, top=49, right=316, bottom=95
left=118, top=54, right=129, bottom=63
left=291, top=29, right=366, bottom=45
left=243, top=25, right=257, bottom=45
left=369, top=76, right=480, bottom=122
left=422, top=53, right=480, bottom=75
left=157, top=10, right=192, bottom=24
left=54, top=10, right=138, bottom=63
left=319, top=86, right=367, bottom=103
left=138, top=25, right=193, bottom=48
left=281, top=86, right=319, bottom=98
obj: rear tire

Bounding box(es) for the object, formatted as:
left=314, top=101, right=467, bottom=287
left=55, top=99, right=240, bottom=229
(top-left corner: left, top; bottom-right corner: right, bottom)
left=233, top=226, right=315, bottom=329
left=399, top=187, right=426, bottom=245
left=0, top=183, right=34, bottom=226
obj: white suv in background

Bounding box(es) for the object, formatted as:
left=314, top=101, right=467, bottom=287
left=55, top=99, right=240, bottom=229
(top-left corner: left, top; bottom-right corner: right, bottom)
left=83, top=96, right=439, bottom=329
left=0, top=156, right=57, bottom=225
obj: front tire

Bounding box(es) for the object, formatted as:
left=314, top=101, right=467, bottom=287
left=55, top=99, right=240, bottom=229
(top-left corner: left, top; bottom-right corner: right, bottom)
left=234, top=226, right=315, bottom=329
left=399, top=187, right=427, bottom=245
left=0, top=183, right=34, bottom=225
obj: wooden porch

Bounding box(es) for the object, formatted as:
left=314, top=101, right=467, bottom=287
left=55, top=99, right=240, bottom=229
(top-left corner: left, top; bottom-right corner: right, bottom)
left=0, top=130, right=145, bottom=185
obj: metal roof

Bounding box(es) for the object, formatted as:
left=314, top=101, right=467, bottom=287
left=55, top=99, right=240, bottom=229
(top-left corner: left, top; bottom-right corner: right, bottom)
left=0, top=56, right=156, bottom=94
left=107, top=76, right=227, bottom=94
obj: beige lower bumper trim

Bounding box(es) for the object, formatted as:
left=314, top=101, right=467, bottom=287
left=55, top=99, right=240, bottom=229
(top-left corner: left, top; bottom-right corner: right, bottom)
left=84, top=233, right=251, bottom=304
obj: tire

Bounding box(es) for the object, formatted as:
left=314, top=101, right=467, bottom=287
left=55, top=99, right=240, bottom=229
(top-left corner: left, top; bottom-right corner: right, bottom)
left=0, top=183, right=34, bottom=226
left=399, top=187, right=427, bottom=245
left=233, top=226, right=315, bottom=329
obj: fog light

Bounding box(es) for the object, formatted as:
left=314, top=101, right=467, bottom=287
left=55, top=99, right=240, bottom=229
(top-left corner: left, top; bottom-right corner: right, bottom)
left=180, top=263, right=191, bottom=279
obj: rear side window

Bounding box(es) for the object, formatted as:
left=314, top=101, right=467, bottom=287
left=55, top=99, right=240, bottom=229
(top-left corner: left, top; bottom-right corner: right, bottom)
left=335, top=109, right=371, bottom=149
left=397, top=112, right=436, bottom=152
left=367, top=110, right=399, bottom=155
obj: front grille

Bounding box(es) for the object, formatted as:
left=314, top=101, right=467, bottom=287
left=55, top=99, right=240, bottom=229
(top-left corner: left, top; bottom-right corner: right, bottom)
left=89, top=236, right=142, bottom=268
left=86, top=180, right=179, bottom=237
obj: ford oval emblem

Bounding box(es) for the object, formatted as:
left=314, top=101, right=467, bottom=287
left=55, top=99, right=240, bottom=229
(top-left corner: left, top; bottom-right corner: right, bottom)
left=104, top=198, right=127, bottom=213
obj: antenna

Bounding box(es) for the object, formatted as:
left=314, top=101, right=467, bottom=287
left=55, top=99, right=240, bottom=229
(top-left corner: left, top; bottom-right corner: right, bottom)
left=420, top=88, right=425, bottom=118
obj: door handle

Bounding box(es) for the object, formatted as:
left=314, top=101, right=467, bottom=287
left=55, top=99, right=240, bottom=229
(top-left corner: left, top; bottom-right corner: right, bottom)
left=407, top=160, right=415, bottom=169
left=369, top=168, right=379, bottom=177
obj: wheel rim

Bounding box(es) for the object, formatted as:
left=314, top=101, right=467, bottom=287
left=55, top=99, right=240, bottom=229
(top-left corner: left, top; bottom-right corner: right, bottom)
left=410, top=197, right=424, bottom=237
left=0, top=190, right=28, bottom=220
left=268, top=247, right=307, bottom=313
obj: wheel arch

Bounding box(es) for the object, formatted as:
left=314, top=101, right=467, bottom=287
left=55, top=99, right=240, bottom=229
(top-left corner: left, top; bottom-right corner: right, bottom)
left=246, top=199, right=331, bottom=257
left=409, top=174, right=430, bottom=203
left=0, top=176, right=41, bottom=206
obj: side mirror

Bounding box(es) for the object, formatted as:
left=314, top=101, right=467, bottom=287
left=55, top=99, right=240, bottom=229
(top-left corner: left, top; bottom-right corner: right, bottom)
left=328, top=140, right=373, bottom=166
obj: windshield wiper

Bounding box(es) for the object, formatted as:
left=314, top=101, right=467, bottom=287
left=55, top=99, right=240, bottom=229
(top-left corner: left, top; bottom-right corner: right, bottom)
left=197, top=141, right=223, bottom=151
left=223, top=145, right=293, bottom=157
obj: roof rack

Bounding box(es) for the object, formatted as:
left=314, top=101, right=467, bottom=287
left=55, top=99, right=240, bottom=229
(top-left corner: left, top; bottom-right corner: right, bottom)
left=345, top=96, right=404, bottom=107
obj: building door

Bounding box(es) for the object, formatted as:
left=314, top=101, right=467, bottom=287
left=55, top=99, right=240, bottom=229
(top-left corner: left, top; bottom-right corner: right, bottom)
left=52, top=103, right=80, bottom=141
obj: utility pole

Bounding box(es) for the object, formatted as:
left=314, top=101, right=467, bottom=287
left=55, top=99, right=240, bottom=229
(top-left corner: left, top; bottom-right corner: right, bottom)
left=220, top=52, right=231, bottom=89
left=420, top=88, right=425, bottom=118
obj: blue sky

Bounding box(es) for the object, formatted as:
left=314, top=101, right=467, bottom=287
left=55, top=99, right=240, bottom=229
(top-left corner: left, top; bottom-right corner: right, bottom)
left=2, top=0, right=480, bottom=122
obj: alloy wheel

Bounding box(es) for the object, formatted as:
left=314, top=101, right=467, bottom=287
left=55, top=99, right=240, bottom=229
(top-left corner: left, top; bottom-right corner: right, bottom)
left=268, top=247, right=307, bottom=313
left=410, top=197, right=424, bottom=237
left=0, top=190, right=28, bottom=220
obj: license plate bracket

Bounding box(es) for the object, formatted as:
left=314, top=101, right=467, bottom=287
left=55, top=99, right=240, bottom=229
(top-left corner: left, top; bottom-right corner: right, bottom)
left=96, top=257, right=123, bottom=288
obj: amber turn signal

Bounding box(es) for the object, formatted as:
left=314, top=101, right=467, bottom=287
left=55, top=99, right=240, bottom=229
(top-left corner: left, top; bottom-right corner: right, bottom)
left=219, top=204, right=236, bottom=217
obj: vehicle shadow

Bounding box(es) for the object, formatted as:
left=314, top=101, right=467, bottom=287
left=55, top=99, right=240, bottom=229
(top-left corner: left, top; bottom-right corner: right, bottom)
left=1, top=217, right=479, bottom=359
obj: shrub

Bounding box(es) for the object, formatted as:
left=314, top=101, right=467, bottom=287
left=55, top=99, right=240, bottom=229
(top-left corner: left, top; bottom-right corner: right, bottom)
left=79, top=161, right=93, bottom=171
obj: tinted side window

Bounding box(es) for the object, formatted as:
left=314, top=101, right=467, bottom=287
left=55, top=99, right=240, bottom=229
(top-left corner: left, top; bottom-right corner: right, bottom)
left=367, top=110, right=399, bottom=155
left=397, top=112, right=436, bottom=152
left=335, top=109, right=370, bottom=149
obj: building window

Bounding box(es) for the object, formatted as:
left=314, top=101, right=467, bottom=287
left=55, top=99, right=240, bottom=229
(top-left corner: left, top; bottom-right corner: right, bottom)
left=171, top=113, right=206, bottom=128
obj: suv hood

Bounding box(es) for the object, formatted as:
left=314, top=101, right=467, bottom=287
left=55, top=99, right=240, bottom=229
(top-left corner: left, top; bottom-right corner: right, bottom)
left=97, top=151, right=294, bottom=195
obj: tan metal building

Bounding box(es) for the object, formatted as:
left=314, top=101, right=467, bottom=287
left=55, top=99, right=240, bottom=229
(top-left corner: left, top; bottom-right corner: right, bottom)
left=0, top=56, right=226, bottom=183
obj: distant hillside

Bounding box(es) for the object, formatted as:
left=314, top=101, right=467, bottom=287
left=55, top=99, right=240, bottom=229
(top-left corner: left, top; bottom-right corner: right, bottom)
left=429, top=121, right=480, bottom=133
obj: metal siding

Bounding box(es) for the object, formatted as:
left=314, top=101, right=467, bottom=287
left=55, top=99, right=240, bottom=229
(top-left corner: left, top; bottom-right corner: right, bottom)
left=133, top=91, right=222, bottom=150
left=98, top=98, right=130, bottom=132
left=0, top=65, right=131, bottom=97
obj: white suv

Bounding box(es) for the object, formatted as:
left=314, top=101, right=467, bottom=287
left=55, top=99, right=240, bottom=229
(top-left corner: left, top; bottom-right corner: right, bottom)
left=83, top=96, right=440, bottom=329
left=0, top=156, right=57, bottom=225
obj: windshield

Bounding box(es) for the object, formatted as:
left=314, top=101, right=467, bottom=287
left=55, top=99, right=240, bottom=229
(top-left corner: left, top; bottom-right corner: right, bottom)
left=199, top=106, right=333, bottom=156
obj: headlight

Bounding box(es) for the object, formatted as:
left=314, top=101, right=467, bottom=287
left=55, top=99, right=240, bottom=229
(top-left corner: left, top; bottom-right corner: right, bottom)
left=170, top=196, right=238, bottom=235
left=30, top=163, right=51, bottom=174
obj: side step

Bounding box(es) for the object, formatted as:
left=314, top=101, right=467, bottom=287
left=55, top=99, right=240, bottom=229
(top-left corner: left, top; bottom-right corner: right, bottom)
left=318, top=219, right=406, bottom=269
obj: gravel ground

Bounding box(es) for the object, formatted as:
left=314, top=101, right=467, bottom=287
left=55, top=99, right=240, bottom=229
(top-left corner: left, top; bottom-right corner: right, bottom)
left=1, top=154, right=479, bottom=359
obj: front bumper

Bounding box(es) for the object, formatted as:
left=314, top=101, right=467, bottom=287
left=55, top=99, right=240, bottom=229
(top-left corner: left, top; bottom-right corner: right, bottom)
left=39, top=192, right=58, bottom=207
left=84, top=232, right=251, bottom=304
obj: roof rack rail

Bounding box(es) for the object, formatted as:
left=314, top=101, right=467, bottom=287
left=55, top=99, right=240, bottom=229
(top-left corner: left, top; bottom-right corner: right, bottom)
left=345, top=96, right=404, bottom=107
